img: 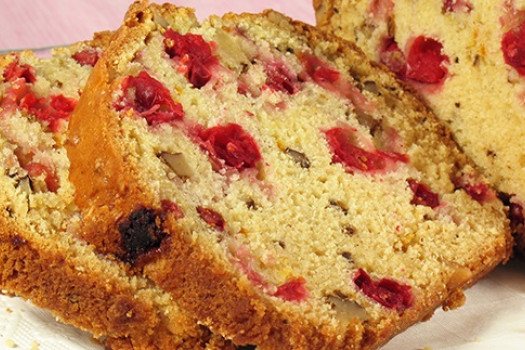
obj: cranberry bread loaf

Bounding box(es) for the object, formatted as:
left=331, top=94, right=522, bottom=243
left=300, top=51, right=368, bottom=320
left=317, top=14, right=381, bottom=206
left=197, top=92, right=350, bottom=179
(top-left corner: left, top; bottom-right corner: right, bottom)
left=67, top=1, right=512, bottom=349
left=315, top=0, right=525, bottom=251
left=0, top=36, right=227, bottom=349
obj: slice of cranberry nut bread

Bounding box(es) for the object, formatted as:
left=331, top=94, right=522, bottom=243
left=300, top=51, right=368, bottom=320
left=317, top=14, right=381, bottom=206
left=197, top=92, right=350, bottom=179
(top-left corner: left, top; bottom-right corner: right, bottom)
left=66, top=1, right=512, bottom=349
left=0, top=34, right=229, bottom=350
left=314, top=0, right=525, bottom=251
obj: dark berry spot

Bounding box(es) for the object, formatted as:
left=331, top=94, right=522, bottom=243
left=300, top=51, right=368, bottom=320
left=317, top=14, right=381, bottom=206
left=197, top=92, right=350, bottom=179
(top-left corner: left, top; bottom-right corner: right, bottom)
left=11, top=235, right=27, bottom=247
left=509, top=202, right=525, bottom=227
left=197, top=206, right=225, bottom=232
left=353, top=268, right=413, bottom=313
left=118, top=207, right=166, bottom=264
left=497, top=193, right=525, bottom=229
left=407, top=179, right=440, bottom=208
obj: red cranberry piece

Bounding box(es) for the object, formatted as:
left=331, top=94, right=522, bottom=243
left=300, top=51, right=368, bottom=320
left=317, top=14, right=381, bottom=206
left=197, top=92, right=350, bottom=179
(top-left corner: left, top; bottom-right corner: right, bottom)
left=324, top=127, right=408, bottom=174
left=117, top=71, right=184, bottom=125
left=274, top=277, right=308, bottom=302
left=3, top=60, right=36, bottom=83
left=300, top=52, right=340, bottom=85
left=300, top=52, right=376, bottom=114
left=197, top=206, right=225, bottom=231
left=0, top=78, right=31, bottom=110
left=197, top=123, right=262, bottom=171
left=380, top=37, right=407, bottom=78
left=509, top=202, right=525, bottom=226
left=406, top=36, right=449, bottom=84
left=453, top=176, right=495, bottom=203
left=20, top=93, right=77, bottom=133
left=264, top=61, right=301, bottom=94
left=161, top=200, right=185, bottom=219
left=72, top=48, right=100, bottom=67
left=502, top=21, right=525, bottom=76
left=164, top=29, right=218, bottom=88
left=24, top=162, right=59, bottom=192
left=353, top=268, right=413, bottom=313
left=19, top=92, right=47, bottom=114
left=443, top=0, right=473, bottom=13
left=407, top=179, right=440, bottom=208
left=460, top=182, right=494, bottom=203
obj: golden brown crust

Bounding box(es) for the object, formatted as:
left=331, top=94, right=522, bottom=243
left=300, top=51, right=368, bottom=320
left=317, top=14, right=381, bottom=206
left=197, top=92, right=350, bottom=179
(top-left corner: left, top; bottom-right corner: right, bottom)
left=66, top=2, right=158, bottom=258
left=0, top=25, right=222, bottom=349
left=66, top=4, right=363, bottom=347
left=0, top=213, right=202, bottom=349
left=66, top=2, right=512, bottom=349
left=313, top=0, right=336, bottom=28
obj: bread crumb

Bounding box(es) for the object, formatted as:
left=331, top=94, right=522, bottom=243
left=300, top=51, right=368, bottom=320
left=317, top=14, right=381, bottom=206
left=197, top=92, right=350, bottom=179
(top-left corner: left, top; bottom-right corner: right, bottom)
left=30, top=340, right=40, bottom=350
left=5, top=307, right=12, bottom=313
left=4, top=339, right=17, bottom=348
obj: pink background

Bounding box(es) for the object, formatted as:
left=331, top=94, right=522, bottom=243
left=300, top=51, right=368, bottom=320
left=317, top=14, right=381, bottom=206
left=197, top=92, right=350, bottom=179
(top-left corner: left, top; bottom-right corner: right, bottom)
left=0, top=0, right=315, bottom=51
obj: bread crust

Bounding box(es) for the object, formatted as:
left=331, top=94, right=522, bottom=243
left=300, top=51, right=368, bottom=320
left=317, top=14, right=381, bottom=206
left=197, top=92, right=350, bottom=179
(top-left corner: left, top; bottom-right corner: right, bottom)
left=0, top=29, right=226, bottom=349
left=66, top=2, right=513, bottom=348
left=0, top=209, right=213, bottom=349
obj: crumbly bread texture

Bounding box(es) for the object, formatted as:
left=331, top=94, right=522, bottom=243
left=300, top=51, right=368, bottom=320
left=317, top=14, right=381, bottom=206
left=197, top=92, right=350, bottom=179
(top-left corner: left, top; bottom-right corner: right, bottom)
left=67, top=1, right=512, bottom=349
left=0, top=34, right=228, bottom=350
left=314, top=0, right=525, bottom=250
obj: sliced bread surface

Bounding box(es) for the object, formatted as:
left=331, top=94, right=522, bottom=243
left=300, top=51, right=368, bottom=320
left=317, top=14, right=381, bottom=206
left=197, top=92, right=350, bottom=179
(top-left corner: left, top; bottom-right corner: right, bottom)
left=315, top=0, right=525, bottom=250
left=0, top=34, right=226, bottom=350
left=67, top=2, right=512, bottom=349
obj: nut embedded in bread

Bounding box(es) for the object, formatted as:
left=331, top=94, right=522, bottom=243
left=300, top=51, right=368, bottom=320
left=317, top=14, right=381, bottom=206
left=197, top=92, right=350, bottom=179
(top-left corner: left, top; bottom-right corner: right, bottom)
left=0, top=35, right=227, bottom=349
left=66, top=1, right=512, bottom=349
left=315, top=0, right=525, bottom=251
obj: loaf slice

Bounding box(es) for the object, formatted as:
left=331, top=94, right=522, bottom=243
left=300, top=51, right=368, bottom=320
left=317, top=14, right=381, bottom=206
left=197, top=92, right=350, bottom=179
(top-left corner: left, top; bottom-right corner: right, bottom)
left=314, top=0, right=525, bottom=251
left=66, top=1, right=512, bottom=349
left=0, top=35, right=228, bottom=349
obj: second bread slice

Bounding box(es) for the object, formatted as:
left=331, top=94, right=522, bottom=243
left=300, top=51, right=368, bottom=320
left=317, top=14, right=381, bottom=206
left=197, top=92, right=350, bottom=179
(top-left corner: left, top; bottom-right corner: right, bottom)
left=67, top=1, right=512, bottom=349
